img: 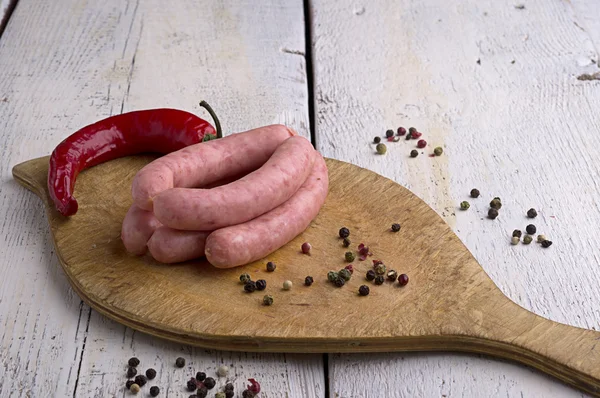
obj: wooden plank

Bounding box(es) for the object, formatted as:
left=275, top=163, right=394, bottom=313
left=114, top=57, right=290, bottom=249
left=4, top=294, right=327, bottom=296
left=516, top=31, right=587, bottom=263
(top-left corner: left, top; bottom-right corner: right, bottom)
left=0, top=0, right=323, bottom=397
left=0, top=0, right=17, bottom=35
left=310, top=0, right=600, bottom=396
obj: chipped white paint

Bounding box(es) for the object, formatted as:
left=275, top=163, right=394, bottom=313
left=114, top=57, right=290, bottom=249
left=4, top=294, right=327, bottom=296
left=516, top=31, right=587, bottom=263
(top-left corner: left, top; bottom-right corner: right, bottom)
left=0, top=0, right=323, bottom=397
left=311, top=0, right=600, bottom=396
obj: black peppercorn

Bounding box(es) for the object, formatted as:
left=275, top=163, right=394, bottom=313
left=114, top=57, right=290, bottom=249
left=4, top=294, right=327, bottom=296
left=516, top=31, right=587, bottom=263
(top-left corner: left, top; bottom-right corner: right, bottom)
left=488, top=208, right=499, bottom=219
left=126, top=380, right=135, bottom=389
left=391, top=223, right=401, bottom=232
left=134, top=375, right=147, bottom=387
left=527, top=208, right=538, bottom=218
left=490, top=198, right=502, bottom=210
left=242, top=390, right=256, bottom=398
left=126, top=366, right=137, bottom=378
left=187, top=378, right=198, bottom=391
left=204, top=377, right=216, bottom=389
left=150, top=386, right=160, bottom=397
left=334, top=277, right=346, bottom=287
left=225, top=392, right=234, bottom=398
left=305, top=276, right=314, bottom=286
left=541, top=240, right=552, bottom=248
left=408, top=127, right=417, bottom=135
left=512, top=230, right=522, bottom=238
left=526, top=224, right=536, bottom=235
left=387, top=270, right=398, bottom=281
left=339, top=227, right=350, bottom=238
left=175, top=357, right=185, bottom=368
left=188, top=395, right=198, bottom=398
left=224, top=383, right=234, bottom=392
left=374, top=136, right=381, bottom=144
left=358, top=285, right=370, bottom=296
left=244, top=281, right=257, bottom=293
left=405, top=132, right=412, bottom=140
left=128, top=357, right=140, bottom=367
left=385, top=129, right=394, bottom=138
left=470, top=189, right=480, bottom=198
left=197, top=386, right=208, bottom=398
left=266, top=261, right=276, bottom=272
left=374, top=275, right=384, bottom=285
left=410, top=149, right=418, bottom=158
left=145, top=368, right=156, bottom=380
left=366, top=270, right=376, bottom=281
left=255, top=279, right=267, bottom=291
left=196, top=372, right=206, bottom=382
left=342, top=237, right=351, bottom=247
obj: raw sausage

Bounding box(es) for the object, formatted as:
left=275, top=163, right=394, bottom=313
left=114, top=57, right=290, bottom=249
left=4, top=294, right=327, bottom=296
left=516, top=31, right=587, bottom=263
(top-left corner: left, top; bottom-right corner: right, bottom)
left=205, top=151, right=328, bottom=268
left=131, top=124, right=296, bottom=211
left=121, top=205, right=162, bottom=255
left=147, top=227, right=211, bottom=264
left=153, top=135, right=316, bottom=230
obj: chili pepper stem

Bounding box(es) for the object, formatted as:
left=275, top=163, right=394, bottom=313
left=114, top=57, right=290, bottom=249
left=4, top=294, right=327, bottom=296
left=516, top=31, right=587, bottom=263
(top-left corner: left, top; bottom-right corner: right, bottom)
left=199, top=100, right=222, bottom=138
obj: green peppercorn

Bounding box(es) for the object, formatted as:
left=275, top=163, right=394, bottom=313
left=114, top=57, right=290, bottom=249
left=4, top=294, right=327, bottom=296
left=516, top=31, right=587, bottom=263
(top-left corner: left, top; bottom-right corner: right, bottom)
left=130, top=383, right=141, bottom=394
left=527, top=208, right=538, bottom=218
left=460, top=201, right=470, bottom=210
left=488, top=208, right=499, bottom=219
left=386, top=129, right=394, bottom=138
left=149, top=386, right=160, bottom=397
left=366, top=270, right=376, bottom=281
left=305, top=276, right=314, bottom=286
left=263, top=295, right=274, bottom=306
left=374, top=275, right=385, bottom=285
left=240, top=273, right=252, bottom=283
left=127, top=366, right=137, bottom=378
left=358, top=285, right=370, bottom=296
left=490, top=198, right=502, bottom=210
left=334, top=277, right=346, bottom=287
left=345, top=251, right=356, bottom=262
left=266, top=261, right=276, bottom=272
left=386, top=270, right=398, bottom=281
left=541, top=240, right=553, bottom=248
left=470, top=189, right=480, bottom=198
left=410, top=149, right=418, bottom=158
left=376, top=143, right=387, bottom=155
left=339, top=227, right=350, bottom=238
left=215, top=393, right=226, bottom=398
left=342, top=237, right=351, bottom=247
left=244, top=281, right=257, bottom=293
left=512, top=230, right=522, bottom=238
left=433, top=146, right=443, bottom=156
left=328, top=271, right=339, bottom=282
left=374, top=136, right=381, bottom=144
left=374, top=263, right=386, bottom=275
left=526, top=224, right=536, bottom=235
left=339, top=268, right=352, bottom=281
left=391, top=223, right=401, bottom=232
left=523, top=235, right=533, bottom=244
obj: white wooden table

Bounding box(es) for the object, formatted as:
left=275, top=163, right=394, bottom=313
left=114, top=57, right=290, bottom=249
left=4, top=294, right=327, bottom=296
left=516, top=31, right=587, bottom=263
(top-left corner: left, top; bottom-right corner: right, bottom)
left=1, top=0, right=599, bottom=397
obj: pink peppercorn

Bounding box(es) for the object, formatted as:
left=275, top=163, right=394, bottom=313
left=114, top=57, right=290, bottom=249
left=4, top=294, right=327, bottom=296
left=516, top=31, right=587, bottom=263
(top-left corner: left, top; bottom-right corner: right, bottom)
left=345, top=264, right=354, bottom=274
left=301, top=242, right=311, bottom=254
left=397, top=127, right=407, bottom=136
left=398, top=274, right=409, bottom=286
left=412, top=131, right=422, bottom=139
left=417, top=139, right=427, bottom=148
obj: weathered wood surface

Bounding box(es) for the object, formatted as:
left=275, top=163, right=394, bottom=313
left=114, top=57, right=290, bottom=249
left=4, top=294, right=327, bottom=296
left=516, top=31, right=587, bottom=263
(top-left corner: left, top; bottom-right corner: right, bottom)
left=311, top=0, right=600, bottom=396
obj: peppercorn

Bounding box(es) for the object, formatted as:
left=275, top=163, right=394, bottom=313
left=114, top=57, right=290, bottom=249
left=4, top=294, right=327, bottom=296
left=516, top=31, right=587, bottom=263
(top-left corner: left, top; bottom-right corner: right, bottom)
left=512, top=230, right=522, bottom=238
left=197, top=386, right=208, bottom=398
left=255, top=279, right=267, bottom=291
left=409, top=127, right=417, bottom=135
left=527, top=208, right=538, bottom=218
left=204, top=377, right=216, bottom=389
left=305, top=276, right=314, bottom=286
left=359, top=285, right=370, bottom=296
left=175, top=357, right=185, bottom=368
left=434, top=146, right=443, bottom=156
left=490, top=198, right=502, bottom=210
left=386, top=129, right=394, bottom=138
left=366, top=270, right=376, bottom=281
left=150, top=386, right=160, bottom=397
left=523, top=235, right=533, bottom=244
left=242, top=390, right=256, bottom=398
left=339, top=268, right=352, bottom=281
left=526, top=224, right=536, bottom=235
left=398, top=274, right=409, bottom=286
left=537, top=234, right=547, bottom=243
left=397, top=127, right=407, bottom=136
left=301, top=242, right=311, bottom=254
left=330, top=276, right=344, bottom=287
left=391, top=223, right=401, bottom=232
left=225, top=383, right=234, bottom=392
left=387, top=270, right=398, bottom=281
left=488, top=208, right=499, bottom=219
left=345, top=251, right=356, bottom=262
left=240, top=273, right=252, bottom=283
left=266, top=261, right=276, bottom=272
left=374, top=263, right=386, bottom=275
left=541, top=240, right=553, bottom=248
left=283, top=280, right=293, bottom=290
left=127, top=366, right=137, bottom=378
left=412, top=131, right=422, bottom=138
left=470, top=189, right=480, bottom=198
left=376, top=143, right=387, bottom=154
left=342, top=237, right=351, bottom=247
left=128, top=357, right=140, bottom=367
left=130, top=383, right=141, bottom=394
left=374, top=275, right=385, bottom=285
left=511, top=236, right=519, bottom=245
left=215, top=393, right=226, bottom=398
left=263, top=295, right=274, bottom=306
left=143, top=368, right=155, bottom=380
left=417, top=139, right=427, bottom=148
left=374, top=136, right=381, bottom=144
left=460, top=201, right=470, bottom=210
left=244, top=281, right=257, bottom=293
left=216, top=365, right=229, bottom=377
left=126, top=380, right=135, bottom=389
left=327, top=271, right=338, bottom=282
left=405, top=132, right=412, bottom=140
left=225, top=392, right=234, bottom=398
left=134, top=375, right=147, bottom=387
left=410, top=149, right=418, bottom=158
left=196, top=372, right=206, bottom=382
left=339, top=227, right=350, bottom=238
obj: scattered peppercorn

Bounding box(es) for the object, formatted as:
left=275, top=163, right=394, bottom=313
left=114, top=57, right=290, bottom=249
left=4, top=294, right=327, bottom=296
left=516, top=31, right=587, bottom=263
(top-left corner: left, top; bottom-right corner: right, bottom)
left=512, top=230, right=522, bottom=238
left=397, top=127, right=407, bottom=136
left=134, top=375, right=147, bottom=387
left=342, top=237, right=351, bottom=247
left=374, top=136, right=381, bottom=144
left=215, top=393, right=226, bottom=398
left=511, top=236, right=519, bottom=245
left=197, top=386, right=208, bottom=398
left=266, top=261, right=276, bottom=272
left=345, top=251, right=356, bottom=262
left=127, top=366, right=137, bottom=378
left=376, top=143, right=387, bottom=154
left=128, top=357, right=140, bottom=367
left=204, top=377, right=216, bottom=390
left=374, top=275, right=385, bottom=285
left=344, top=264, right=354, bottom=274
left=150, top=386, right=160, bottom=397
left=255, top=279, right=267, bottom=291
left=537, top=234, right=547, bottom=243
left=460, top=201, right=470, bottom=210
left=144, top=369, right=156, bottom=380
left=417, top=139, right=427, bottom=148
left=242, top=391, right=256, bottom=398
left=386, top=129, right=394, bottom=138
left=405, top=132, right=412, bottom=140
left=196, top=372, right=206, bottom=382
left=217, top=365, right=229, bottom=377
left=526, top=224, right=536, bottom=235
left=175, top=357, right=186, bottom=368
left=391, top=223, right=401, bottom=232
left=412, top=131, right=422, bottom=138
left=247, top=378, right=261, bottom=394
left=541, top=240, right=553, bottom=248
left=434, top=146, right=443, bottom=156
left=339, top=268, right=352, bottom=281
left=301, top=242, right=311, bottom=254
left=490, top=198, right=502, bottom=210
left=339, top=227, right=350, bottom=238
left=523, top=235, right=533, bottom=244
left=410, top=149, right=418, bottom=158
left=374, top=263, right=386, bottom=275
left=244, top=281, right=257, bottom=293
left=240, top=273, right=252, bottom=283
left=334, top=277, right=346, bottom=287
left=527, top=208, right=538, bottom=218
left=488, top=208, right=499, bottom=219
left=263, top=295, right=274, bottom=306
left=305, top=276, right=314, bottom=286
left=130, top=383, right=141, bottom=394
left=126, top=380, right=135, bottom=389
left=359, top=285, right=370, bottom=296
left=387, top=270, right=398, bottom=281
left=327, top=271, right=339, bottom=282
left=398, top=274, right=409, bottom=286
left=225, top=392, right=234, bottom=398
left=409, top=127, right=417, bottom=135
left=283, top=280, right=293, bottom=290
left=366, top=270, right=376, bottom=281
left=225, top=383, right=234, bottom=392
left=470, top=189, right=480, bottom=198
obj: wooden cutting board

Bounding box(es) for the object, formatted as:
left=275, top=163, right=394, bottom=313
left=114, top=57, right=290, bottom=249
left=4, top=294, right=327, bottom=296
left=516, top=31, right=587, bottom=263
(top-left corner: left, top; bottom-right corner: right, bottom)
left=12, top=155, right=600, bottom=396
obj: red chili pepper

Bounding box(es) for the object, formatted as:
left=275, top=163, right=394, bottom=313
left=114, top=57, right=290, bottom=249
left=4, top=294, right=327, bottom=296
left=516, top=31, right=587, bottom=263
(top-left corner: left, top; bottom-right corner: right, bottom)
left=47, top=101, right=221, bottom=216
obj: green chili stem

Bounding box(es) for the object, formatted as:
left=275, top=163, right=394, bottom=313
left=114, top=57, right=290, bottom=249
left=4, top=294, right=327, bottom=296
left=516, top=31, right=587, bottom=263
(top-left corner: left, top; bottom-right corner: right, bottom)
left=199, top=100, right=222, bottom=138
